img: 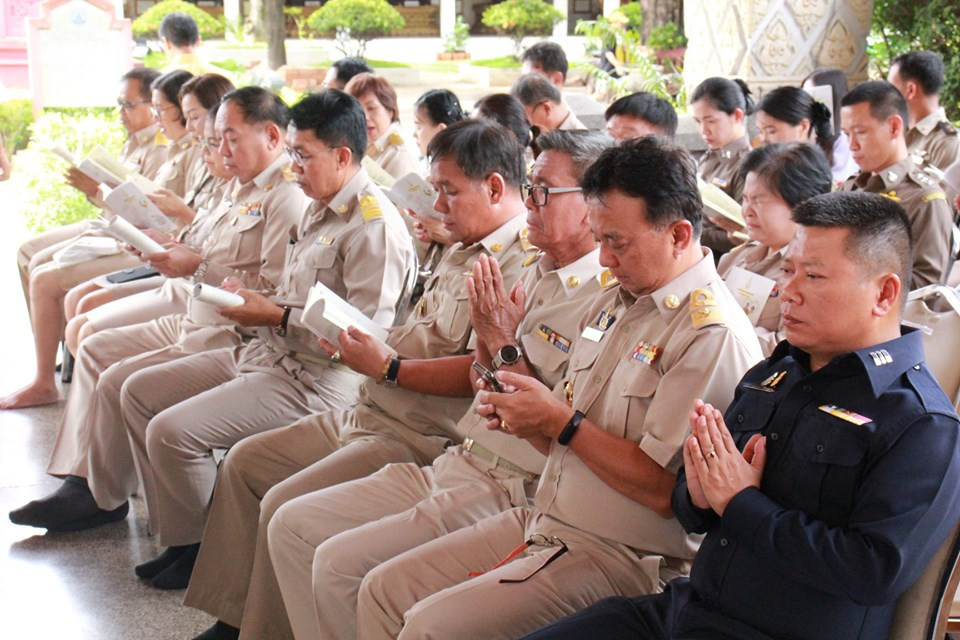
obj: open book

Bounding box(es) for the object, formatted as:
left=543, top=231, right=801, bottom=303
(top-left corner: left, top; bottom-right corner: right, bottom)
left=92, top=216, right=166, bottom=255
left=386, top=172, right=441, bottom=220
left=362, top=156, right=398, bottom=189
left=301, top=282, right=389, bottom=348
left=101, top=183, right=178, bottom=233
left=698, top=177, right=745, bottom=228
left=49, top=145, right=162, bottom=194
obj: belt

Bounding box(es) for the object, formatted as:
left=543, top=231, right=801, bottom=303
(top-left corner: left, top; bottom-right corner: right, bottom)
left=462, top=438, right=539, bottom=482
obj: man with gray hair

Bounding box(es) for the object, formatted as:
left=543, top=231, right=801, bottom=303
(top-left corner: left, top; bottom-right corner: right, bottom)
left=266, top=129, right=615, bottom=640
left=512, top=73, right=587, bottom=134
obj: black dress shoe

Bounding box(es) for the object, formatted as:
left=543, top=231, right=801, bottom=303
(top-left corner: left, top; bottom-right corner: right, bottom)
left=192, top=620, right=240, bottom=640
left=9, top=476, right=125, bottom=531
left=151, top=543, right=200, bottom=590
left=135, top=545, right=192, bottom=579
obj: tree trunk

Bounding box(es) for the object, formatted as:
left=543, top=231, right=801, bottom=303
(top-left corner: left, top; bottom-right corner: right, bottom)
left=637, top=0, right=683, bottom=40
left=250, top=0, right=266, bottom=40
left=265, top=0, right=287, bottom=69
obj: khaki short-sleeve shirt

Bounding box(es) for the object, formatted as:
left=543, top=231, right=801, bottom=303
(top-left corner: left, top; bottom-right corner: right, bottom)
left=717, top=241, right=786, bottom=356
left=907, top=108, right=960, bottom=172
left=153, top=132, right=202, bottom=198
left=366, top=122, right=419, bottom=180
left=534, top=251, right=763, bottom=558
left=698, top=136, right=751, bottom=254
left=122, top=122, right=168, bottom=181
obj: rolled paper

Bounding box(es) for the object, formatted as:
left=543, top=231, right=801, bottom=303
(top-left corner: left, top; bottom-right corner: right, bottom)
left=192, top=283, right=245, bottom=308
left=100, top=216, right=166, bottom=254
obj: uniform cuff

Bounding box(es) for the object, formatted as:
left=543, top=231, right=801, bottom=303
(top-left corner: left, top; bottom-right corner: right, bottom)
left=639, top=432, right=682, bottom=471
left=720, top=487, right=779, bottom=543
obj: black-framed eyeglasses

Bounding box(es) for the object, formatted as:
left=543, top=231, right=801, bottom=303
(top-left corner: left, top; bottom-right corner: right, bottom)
left=521, top=184, right=583, bottom=207
left=117, top=99, right=149, bottom=111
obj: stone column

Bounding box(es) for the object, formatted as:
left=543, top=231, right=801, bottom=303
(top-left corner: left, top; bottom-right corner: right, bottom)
left=440, top=0, right=455, bottom=39
left=683, top=0, right=873, bottom=99
left=223, top=0, right=241, bottom=33
left=552, top=0, right=566, bottom=38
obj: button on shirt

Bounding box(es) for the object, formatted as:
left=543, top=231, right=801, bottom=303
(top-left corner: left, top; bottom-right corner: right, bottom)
left=673, top=330, right=960, bottom=640
left=535, top=251, right=762, bottom=559
left=454, top=248, right=611, bottom=476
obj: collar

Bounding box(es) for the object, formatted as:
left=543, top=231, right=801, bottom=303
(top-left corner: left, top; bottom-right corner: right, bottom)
left=171, top=131, right=195, bottom=152
left=643, top=248, right=719, bottom=318
left=478, top=213, right=527, bottom=255
left=716, top=135, right=751, bottom=159
left=132, top=123, right=160, bottom=146
left=546, top=247, right=604, bottom=297
left=252, top=153, right=290, bottom=191
left=370, top=122, right=403, bottom=155
left=873, top=156, right=914, bottom=189
left=914, top=107, right=948, bottom=136
left=323, top=167, right=369, bottom=218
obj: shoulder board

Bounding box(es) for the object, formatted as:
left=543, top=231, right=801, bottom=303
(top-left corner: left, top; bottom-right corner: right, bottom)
left=154, top=130, right=170, bottom=146
left=359, top=194, right=383, bottom=222
left=922, top=191, right=947, bottom=203
left=519, top=227, right=537, bottom=252
left=598, top=268, right=618, bottom=288
left=388, top=131, right=404, bottom=148
left=522, top=251, right=543, bottom=267
left=690, top=288, right=724, bottom=329
left=710, top=176, right=729, bottom=189
left=937, top=121, right=958, bottom=136
left=909, top=168, right=937, bottom=187
left=879, top=191, right=902, bottom=202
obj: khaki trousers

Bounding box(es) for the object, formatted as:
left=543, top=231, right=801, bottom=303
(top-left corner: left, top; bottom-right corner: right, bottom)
left=118, top=351, right=359, bottom=547
left=17, top=221, right=88, bottom=303
left=357, top=508, right=678, bottom=640
left=45, top=315, right=240, bottom=518
left=268, top=447, right=532, bottom=640
left=183, top=416, right=429, bottom=640
left=83, top=280, right=188, bottom=333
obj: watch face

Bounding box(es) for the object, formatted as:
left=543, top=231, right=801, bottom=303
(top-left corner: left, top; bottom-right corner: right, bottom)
left=499, top=345, right=521, bottom=363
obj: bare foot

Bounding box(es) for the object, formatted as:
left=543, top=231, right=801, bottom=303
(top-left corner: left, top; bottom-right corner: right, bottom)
left=0, top=381, right=60, bottom=409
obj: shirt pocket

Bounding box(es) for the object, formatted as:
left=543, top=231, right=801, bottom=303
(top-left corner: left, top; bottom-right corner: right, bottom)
left=725, top=394, right=776, bottom=442
left=618, top=364, right=661, bottom=439
left=788, top=416, right=868, bottom=525
left=228, top=214, right=264, bottom=258
left=520, top=331, right=570, bottom=389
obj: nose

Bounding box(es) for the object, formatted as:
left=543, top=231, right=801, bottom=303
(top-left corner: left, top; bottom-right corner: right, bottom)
left=598, top=243, right=618, bottom=269
left=779, top=271, right=800, bottom=305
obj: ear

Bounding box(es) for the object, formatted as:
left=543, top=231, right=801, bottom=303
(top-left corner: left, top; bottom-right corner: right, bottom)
left=264, top=123, right=283, bottom=150
left=485, top=172, right=507, bottom=205
left=670, top=219, right=694, bottom=255
left=799, top=118, right=811, bottom=137
left=873, top=273, right=901, bottom=318
left=888, top=114, right=904, bottom=139
left=904, top=80, right=919, bottom=101
left=732, top=107, right=745, bottom=125
left=335, top=145, right=353, bottom=169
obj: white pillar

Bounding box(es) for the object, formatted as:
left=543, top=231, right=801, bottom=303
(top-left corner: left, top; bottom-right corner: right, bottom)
left=552, top=0, right=566, bottom=38
left=224, top=0, right=241, bottom=32
left=440, top=0, right=456, bottom=39
left=603, top=0, right=620, bottom=18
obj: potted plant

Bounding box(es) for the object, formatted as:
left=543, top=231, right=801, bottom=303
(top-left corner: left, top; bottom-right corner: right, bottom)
left=438, top=16, right=470, bottom=60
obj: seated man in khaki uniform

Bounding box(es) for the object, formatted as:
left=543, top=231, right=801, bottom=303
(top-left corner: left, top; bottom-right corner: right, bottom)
left=10, top=87, right=305, bottom=534
left=5, top=68, right=168, bottom=409
left=266, top=129, right=616, bottom=640
left=354, top=136, right=763, bottom=640
left=182, top=119, right=536, bottom=640
left=111, top=88, right=416, bottom=590
left=512, top=73, right=587, bottom=135
left=840, top=80, right=953, bottom=288
left=888, top=50, right=959, bottom=173
left=604, top=92, right=678, bottom=142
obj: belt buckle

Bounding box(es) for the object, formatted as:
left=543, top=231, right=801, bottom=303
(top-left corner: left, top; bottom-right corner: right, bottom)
left=463, top=438, right=475, bottom=452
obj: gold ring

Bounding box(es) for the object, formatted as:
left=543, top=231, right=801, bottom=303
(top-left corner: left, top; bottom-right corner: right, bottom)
left=331, top=351, right=342, bottom=363
left=706, top=450, right=717, bottom=459
left=500, top=422, right=509, bottom=432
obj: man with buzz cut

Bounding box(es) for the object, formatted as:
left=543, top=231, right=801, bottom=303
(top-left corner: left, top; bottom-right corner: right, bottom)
left=840, top=80, right=953, bottom=288
left=354, top=135, right=762, bottom=640
left=159, top=12, right=230, bottom=78
left=525, top=190, right=960, bottom=640
left=512, top=73, right=586, bottom=135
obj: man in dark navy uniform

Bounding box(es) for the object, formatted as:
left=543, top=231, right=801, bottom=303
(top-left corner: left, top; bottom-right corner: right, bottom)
left=523, top=190, right=960, bottom=640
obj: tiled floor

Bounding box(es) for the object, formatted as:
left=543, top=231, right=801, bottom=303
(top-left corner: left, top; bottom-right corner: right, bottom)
left=0, top=181, right=212, bottom=639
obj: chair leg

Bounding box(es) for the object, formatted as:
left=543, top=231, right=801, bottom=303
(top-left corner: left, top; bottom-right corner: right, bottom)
left=60, top=342, right=74, bottom=384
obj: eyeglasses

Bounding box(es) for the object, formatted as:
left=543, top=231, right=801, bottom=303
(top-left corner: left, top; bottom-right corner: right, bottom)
left=467, top=534, right=568, bottom=584
left=200, top=138, right=220, bottom=153
left=117, top=99, right=149, bottom=111
left=285, top=145, right=339, bottom=167
left=151, top=104, right=180, bottom=119
left=521, top=184, right=583, bottom=207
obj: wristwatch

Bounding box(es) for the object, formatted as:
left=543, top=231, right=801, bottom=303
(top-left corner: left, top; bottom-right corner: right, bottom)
left=492, top=344, right=523, bottom=370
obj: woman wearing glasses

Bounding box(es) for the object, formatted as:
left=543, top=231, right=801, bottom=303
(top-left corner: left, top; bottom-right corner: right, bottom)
left=148, top=70, right=202, bottom=198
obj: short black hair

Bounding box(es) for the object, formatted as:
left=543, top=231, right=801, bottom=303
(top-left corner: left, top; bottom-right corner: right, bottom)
left=414, top=89, right=465, bottom=127
left=511, top=73, right=562, bottom=107
left=740, top=143, right=832, bottom=209
left=427, top=119, right=526, bottom=188
left=758, top=86, right=834, bottom=160
left=331, top=57, right=373, bottom=87
left=692, top=77, right=755, bottom=116
left=581, top=136, right=703, bottom=238
left=841, top=80, right=909, bottom=133
left=151, top=70, right=193, bottom=125
left=892, top=50, right=945, bottom=96
left=158, top=12, right=200, bottom=48
left=604, top=92, right=678, bottom=137
left=792, top=191, right=913, bottom=297
left=122, top=68, right=162, bottom=101
left=289, top=90, right=367, bottom=162
left=521, top=42, right=568, bottom=80
left=221, top=86, right=290, bottom=129
left=473, top=93, right=532, bottom=148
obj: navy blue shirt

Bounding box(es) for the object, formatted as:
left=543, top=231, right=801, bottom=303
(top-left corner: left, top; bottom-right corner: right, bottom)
left=672, top=330, right=960, bottom=640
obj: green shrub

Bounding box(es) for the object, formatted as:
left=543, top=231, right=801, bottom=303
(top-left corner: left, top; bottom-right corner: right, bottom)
left=482, top=0, right=565, bottom=58
left=13, top=110, right=126, bottom=232
left=648, top=21, right=686, bottom=52
left=307, top=0, right=405, bottom=58
left=132, top=0, right=225, bottom=40
left=444, top=15, right=470, bottom=53
left=0, top=99, right=34, bottom=153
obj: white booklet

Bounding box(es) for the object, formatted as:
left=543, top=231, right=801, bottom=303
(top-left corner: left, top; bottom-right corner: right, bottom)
left=102, top=182, right=178, bottom=233
left=92, top=216, right=166, bottom=255
left=724, top=266, right=777, bottom=326
left=698, top=176, right=745, bottom=228
left=49, top=145, right=161, bottom=193
left=386, top=172, right=441, bottom=220
left=301, top=281, right=389, bottom=348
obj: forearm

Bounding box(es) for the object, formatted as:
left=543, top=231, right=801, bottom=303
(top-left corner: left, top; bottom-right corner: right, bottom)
left=396, top=355, right=475, bottom=397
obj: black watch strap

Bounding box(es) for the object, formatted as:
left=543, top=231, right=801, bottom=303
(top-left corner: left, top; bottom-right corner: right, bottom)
left=275, top=306, right=292, bottom=337
left=384, top=357, right=402, bottom=384
left=557, top=410, right=584, bottom=446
